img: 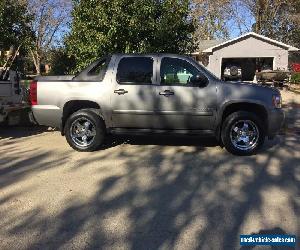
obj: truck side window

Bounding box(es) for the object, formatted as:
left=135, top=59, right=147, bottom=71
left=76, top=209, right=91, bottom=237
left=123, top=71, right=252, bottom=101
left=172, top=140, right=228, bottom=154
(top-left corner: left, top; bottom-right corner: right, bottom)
left=88, top=58, right=109, bottom=81
left=117, top=57, right=153, bottom=84
left=160, top=57, right=201, bottom=86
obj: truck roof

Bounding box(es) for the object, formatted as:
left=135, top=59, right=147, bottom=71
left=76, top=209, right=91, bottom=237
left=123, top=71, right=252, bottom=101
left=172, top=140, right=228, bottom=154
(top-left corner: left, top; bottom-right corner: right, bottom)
left=113, top=53, right=193, bottom=58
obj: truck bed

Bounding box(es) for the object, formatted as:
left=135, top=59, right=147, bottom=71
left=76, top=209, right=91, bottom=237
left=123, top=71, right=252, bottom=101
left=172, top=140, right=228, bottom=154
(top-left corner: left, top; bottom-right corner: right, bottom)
left=35, top=75, right=75, bottom=81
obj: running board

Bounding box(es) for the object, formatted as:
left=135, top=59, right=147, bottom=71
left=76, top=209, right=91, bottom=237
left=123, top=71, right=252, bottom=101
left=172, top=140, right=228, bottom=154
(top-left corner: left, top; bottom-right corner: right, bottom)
left=109, top=128, right=215, bottom=136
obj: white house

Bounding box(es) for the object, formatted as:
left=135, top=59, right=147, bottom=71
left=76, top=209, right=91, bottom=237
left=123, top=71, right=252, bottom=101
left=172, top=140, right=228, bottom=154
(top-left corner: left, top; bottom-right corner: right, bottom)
left=193, top=32, right=299, bottom=81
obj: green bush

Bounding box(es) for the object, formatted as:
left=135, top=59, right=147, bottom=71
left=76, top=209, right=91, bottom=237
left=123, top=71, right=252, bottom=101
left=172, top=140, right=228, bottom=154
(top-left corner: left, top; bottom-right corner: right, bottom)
left=291, top=72, right=300, bottom=84
left=48, top=49, right=76, bottom=75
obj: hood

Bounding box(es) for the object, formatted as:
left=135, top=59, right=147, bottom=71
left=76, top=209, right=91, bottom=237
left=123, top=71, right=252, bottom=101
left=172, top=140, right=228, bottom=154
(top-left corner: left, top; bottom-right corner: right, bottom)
left=218, top=81, right=280, bottom=108
left=225, top=81, right=280, bottom=94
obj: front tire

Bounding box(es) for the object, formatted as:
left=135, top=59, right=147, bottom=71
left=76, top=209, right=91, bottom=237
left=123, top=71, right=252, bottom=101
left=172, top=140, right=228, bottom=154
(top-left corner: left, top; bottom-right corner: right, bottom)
left=221, top=111, right=265, bottom=155
left=65, top=109, right=105, bottom=152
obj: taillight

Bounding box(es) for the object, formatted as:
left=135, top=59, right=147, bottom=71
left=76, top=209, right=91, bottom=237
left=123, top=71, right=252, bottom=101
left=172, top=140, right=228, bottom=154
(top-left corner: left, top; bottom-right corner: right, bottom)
left=30, top=81, right=38, bottom=105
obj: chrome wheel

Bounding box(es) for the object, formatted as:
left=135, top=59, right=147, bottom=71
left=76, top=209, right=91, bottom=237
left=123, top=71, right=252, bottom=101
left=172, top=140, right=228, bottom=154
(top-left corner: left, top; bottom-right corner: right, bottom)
left=70, top=117, right=96, bottom=147
left=230, top=120, right=259, bottom=151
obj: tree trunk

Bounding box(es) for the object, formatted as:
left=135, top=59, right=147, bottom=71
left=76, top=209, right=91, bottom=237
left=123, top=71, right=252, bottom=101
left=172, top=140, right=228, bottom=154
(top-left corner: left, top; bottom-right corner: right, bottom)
left=255, top=0, right=263, bottom=34
left=30, top=49, right=41, bottom=75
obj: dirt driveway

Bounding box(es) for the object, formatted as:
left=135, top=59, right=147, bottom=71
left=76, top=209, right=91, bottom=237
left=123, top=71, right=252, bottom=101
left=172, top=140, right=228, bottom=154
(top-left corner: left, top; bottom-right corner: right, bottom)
left=0, top=90, right=299, bottom=250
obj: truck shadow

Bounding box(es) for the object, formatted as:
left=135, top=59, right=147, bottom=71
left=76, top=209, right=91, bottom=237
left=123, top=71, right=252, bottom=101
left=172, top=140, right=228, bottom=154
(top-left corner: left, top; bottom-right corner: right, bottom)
left=0, top=125, right=280, bottom=153
left=101, top=134, right=220, bottom=150
left=0, top=125, right=55, bottom=140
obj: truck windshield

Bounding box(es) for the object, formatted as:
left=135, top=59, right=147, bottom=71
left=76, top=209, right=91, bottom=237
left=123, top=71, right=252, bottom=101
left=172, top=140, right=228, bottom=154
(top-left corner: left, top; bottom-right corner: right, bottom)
left=189, top=57, right=220, bottom=80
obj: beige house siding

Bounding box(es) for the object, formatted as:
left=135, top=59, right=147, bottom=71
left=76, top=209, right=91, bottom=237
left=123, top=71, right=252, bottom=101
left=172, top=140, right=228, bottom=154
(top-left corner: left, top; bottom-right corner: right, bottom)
left=206, top=36, right=290, bottom=78
left=200, top=32, right=300, bottom=80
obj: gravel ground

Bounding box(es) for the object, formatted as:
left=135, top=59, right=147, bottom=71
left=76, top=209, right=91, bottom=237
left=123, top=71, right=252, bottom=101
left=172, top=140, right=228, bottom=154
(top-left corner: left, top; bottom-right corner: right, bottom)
left=0, top=90, right=299, bottom=250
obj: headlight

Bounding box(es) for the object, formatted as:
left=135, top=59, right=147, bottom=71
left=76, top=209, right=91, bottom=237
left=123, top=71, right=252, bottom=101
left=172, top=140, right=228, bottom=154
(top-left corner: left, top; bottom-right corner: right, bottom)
left=272, top=95, right=282, bottom=108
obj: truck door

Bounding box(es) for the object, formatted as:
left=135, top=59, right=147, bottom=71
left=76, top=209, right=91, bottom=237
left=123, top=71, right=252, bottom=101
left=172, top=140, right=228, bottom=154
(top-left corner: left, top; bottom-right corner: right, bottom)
left=111, top=55, right=158, bottom=128
left=153, top=56, right=217, bottom=130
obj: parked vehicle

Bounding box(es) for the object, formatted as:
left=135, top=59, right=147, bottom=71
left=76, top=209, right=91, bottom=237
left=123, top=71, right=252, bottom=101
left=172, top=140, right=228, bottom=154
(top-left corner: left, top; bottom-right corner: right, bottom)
left=0, top=69, right=26, bottom=124
left=223, top=64, right=242, bottom=81
left=30, top=54, right=284, bottom=155
left=256, top=70, right=289, bottom=82
left=256, top=69, right=290, bottom=88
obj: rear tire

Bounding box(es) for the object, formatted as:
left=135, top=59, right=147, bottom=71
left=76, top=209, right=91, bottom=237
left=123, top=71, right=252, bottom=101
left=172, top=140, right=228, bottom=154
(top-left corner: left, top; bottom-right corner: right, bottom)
left=221, top=111, right=265, bottom=155
left=65, top=109, right=105, bottom=152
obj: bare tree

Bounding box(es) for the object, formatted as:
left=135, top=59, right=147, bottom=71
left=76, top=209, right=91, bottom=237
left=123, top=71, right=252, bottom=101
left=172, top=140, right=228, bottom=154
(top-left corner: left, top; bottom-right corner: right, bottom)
left=28, top=0, right=72, bottom=75
left=191, top=0, right=232, bottom=41
left=228, top=0, right=254, bottom=35
left=225, top=0, right=300, bottom=47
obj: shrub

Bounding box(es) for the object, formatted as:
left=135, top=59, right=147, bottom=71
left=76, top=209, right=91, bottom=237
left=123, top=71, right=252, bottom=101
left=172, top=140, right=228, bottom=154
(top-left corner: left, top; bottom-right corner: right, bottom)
left=291, top=72, right=300, bottom=84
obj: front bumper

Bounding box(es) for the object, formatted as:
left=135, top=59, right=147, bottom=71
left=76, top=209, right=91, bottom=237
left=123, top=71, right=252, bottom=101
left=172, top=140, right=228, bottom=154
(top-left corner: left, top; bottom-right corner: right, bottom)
left=268, top=108, right=285, bottom=138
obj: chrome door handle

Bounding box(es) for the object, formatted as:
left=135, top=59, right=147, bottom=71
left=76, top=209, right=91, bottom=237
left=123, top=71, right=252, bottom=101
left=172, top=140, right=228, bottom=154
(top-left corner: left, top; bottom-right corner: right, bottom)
left=159, top=90, right=174, bottom=96
left=114, top=89, right=128, bottom=95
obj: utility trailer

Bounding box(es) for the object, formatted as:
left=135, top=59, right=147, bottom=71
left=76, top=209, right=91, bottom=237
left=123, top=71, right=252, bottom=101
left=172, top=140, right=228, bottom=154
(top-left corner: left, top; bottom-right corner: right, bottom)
left=255, top=70, right=290, bottom=88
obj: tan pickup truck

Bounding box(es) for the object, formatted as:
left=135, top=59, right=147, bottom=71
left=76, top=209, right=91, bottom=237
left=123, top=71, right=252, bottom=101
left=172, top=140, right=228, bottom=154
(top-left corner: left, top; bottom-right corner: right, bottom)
left=31, top=53, right=285, bottom=155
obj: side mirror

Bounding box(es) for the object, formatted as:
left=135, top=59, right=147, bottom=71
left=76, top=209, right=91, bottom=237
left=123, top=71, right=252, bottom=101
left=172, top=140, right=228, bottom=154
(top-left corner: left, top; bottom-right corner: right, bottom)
left=190, top=74, right=208, bottom=87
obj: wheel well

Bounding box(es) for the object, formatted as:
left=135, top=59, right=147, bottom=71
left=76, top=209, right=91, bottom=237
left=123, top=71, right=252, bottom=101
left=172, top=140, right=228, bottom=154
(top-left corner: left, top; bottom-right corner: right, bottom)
left=220, top=103, right=268, bottom=134
left=62, top=100, right=101, bottom=133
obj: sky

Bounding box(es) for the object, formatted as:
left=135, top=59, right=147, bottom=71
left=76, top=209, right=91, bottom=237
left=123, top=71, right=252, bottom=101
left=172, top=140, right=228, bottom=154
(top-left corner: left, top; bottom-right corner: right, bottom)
left=226, top=4, right=256, bottom=39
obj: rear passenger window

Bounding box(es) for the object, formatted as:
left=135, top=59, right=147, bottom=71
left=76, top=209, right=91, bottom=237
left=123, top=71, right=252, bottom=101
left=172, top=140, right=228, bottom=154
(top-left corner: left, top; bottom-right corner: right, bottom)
left=87, top=57, right=110, bottom=81
left=117, top=57, right=153, bottom=84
